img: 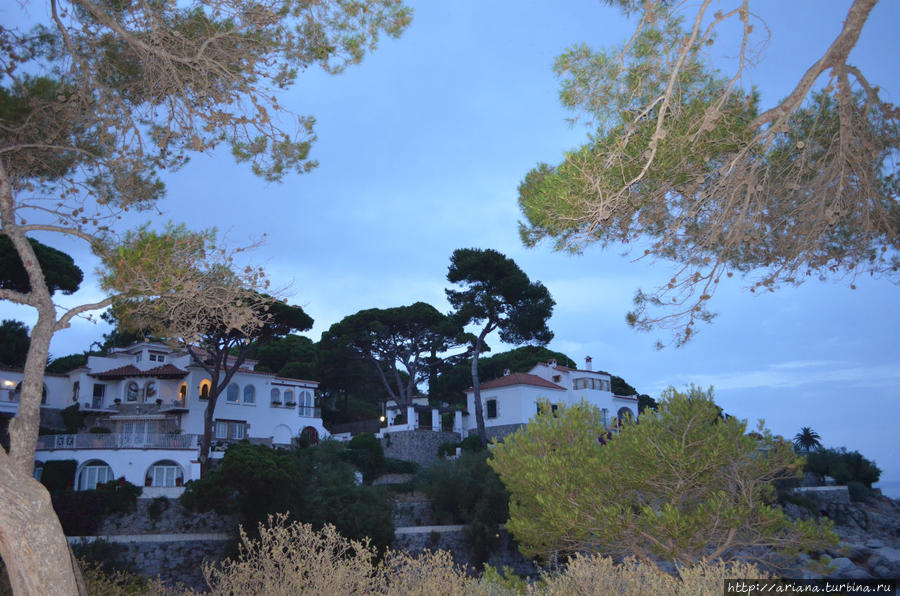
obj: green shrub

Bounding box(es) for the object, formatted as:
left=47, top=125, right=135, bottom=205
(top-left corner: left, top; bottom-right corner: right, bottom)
left=384, top=457, right=418, bottom=475
left=61, top=404, right=85, bottom=434
left=460, top=434, right=484, bottom=453
left=148, top=496, right=170, bottom=520
left=345, top=433, right=385, bottom=483
left=847, top=480, right=875, bottom=502
left=40, top=459, right=77, bottom=492
left=182, top=441, right=395, bottom=551
left=438, top=441, right=459, bottom=457
left=96, top=478, right=142, bottom=514
left=418, top=449, right=509, bottom=568
left=805, top=447, right=881, bottom=488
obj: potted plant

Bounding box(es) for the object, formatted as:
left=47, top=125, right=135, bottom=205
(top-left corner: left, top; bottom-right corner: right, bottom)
left=271, top=400, right=282, bottom=407
left=114, top=398, right=122, bottom=405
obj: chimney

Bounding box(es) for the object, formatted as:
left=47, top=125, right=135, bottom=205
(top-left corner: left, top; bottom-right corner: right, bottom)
left=503, top=369, right=511, bottom=376
left=585, top=356, right=592, bottom=371
left=549, top=359, right=557, bottom=367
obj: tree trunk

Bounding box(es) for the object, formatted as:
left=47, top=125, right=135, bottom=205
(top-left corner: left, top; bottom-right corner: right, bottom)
left=199, top=394, right=219, bottom=475
left=0, top=452, right=86, bottom=595
left=470, top=332, right=489, bottom=446
left=0, top=163, right=87, bottom=594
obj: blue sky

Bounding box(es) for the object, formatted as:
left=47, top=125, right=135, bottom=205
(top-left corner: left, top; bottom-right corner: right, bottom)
left=4, top=1, right=899, bottom=494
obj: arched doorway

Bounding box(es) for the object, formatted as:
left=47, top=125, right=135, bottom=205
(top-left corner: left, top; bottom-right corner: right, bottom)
left=298, top=426, right=319, bottom=448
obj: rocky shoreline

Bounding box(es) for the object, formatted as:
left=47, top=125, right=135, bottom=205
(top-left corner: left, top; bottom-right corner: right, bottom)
left=783, top=489, right=899, bottom=579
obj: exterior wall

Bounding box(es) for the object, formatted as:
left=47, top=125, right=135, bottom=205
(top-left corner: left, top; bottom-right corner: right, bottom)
left=35, top=446, right=198, bottom=488
left=462, top=362, right=639, bottom=434
left=11, top=341, right=327, bottom=485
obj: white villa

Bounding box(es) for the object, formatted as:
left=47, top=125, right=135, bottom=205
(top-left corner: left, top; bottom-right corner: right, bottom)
left=0, top=341, right=327, bottom=496
left=462, top=357, right=639, bottom=440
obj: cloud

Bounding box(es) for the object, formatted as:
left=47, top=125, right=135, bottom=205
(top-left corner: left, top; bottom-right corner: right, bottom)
left=655, top=360, right=900, bottom=394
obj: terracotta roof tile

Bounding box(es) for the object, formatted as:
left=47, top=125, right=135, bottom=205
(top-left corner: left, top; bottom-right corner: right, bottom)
left=472, top=373, right=565, bottom=392
left=91, top=364, right=187, bottom=379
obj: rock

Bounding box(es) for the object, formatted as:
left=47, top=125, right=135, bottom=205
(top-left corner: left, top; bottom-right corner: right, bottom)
left=866, top=538, right=885, bottom=549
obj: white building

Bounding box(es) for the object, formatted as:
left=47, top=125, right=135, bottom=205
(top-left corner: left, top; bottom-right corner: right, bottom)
left=463, top=357, right=639, bottom=440
left=0, top=341, right=327, bottom=496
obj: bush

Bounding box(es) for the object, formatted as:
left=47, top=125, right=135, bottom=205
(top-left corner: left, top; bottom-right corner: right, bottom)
left=460, top=434, right=484, bottom=453
left=61, top=404, right=85, bottom=434
left=345, top=433, right=386, bottom=482
left=418, top=449, right=509, bottom=568
left=805, top=447, right=881, bottom=488
left=96, top=478, right=142, bottom=514
left=181, top=441, right=395, bottom=551
left=51, top=478, right=141, bottom=535
left=847, top=480, right=875, bottom=503
left=40, top=459, right=77, bottom=492
left=383, top=457, right=418, bottom=475
left=438, top=441, right=459, bottom=457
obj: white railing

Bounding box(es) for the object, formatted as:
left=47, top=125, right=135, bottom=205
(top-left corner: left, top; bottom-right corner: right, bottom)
left=36, top=433, right=199, bottom=450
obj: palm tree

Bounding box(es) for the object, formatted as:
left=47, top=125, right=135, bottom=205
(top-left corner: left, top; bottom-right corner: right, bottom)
left=793, top=427, right=823, bottom=453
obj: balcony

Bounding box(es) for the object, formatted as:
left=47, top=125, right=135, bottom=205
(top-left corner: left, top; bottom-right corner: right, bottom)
left=36, top=432, right=199, bottom=451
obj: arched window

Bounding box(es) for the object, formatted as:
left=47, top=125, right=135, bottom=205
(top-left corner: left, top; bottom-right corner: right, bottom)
left=226, top=383, right=239, bottom=403
left=126, top=381, right=139, bottom=402
left=283, top=390, right=294, bottom=405
left=199, top=379, right=211, bottom=400
left=144, top=381, right=157, bottom=400
left=146, top=459, right=184, bottom=487
left=617, top=407, right=634, bottom=421
left=78, top=459, right=113, bottom=491
left=270, top=388, right=281, bottom=405
left=178, top=382, right=188, bottom=400
left=243, top=385, right=255, bottom=404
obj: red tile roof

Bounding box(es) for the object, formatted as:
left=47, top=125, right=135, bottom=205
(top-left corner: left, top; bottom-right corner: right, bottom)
left=90, top=364, right=188, bottom=379
left=471, top=373, right=565, bottom=392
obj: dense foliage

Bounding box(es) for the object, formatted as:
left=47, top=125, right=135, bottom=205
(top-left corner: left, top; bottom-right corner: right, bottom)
left=0, top=320, right=30, bottom=368
left=51, top=478, right=142, bottom=536
left=418, top=448, right=509, bottom=568
left=180, top=441, right=395, bottom=551
left=517, top=0, right=899, bottom=346
left=805, top=447, right=881, bottom=501
left=490, top=387, right=837, bottom=566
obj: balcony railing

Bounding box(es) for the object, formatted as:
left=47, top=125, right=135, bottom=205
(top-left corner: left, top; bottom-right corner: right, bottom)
left=36, top=432, right=199, bottom=451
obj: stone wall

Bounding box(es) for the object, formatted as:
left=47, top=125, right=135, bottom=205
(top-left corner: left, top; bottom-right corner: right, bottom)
left=382, top=430, right=460, bottom=467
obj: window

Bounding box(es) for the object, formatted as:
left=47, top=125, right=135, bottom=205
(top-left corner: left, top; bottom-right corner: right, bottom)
left=149, top=353, right=166, bottom=363
left=552, top=375, right=561, bottom=383
left=72, top=381, right=80, bottom=403
left=226, top=383, right=239, bottom=403
left=78, top=460, right=113, bottom=491
left=145, top=381, right=157, bottom=399
left=126, top=381, right=139, bottom=402
left=91, top=383, right=106, bottom=408
left=270, top=388, right=281, bottom=405
left=283, top=390, right=294, bottom=405
left=147, top=460, right=183, bottom=487
left=486, top=399, right=498, bottom=419
left=178, top=383, right=188, bottom=400
left=243, top=385, right=255, bottom=404
left=199, top=379, right=211, bottom=400
left=215, top=420, right=246, bottom=440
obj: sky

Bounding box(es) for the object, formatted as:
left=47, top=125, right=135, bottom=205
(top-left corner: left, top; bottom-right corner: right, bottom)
left=4, top=1, right=899, bottom=494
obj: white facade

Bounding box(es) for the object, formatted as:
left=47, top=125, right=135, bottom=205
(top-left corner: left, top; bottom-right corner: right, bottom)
left=1, top=341, right=327, bottom=493
left=463, top=358, right=639, bottom=437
